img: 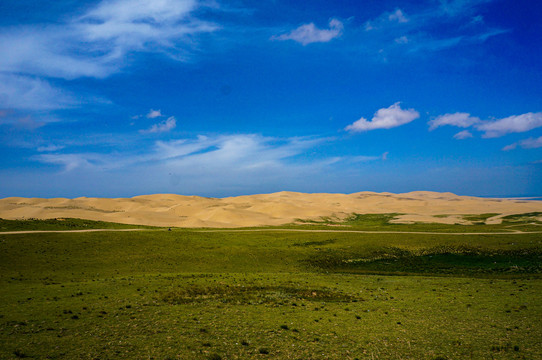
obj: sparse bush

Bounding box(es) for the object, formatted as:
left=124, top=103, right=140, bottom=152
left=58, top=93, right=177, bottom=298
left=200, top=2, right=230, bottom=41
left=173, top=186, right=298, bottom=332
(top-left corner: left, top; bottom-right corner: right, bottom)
left=13, top=350, right=29, bottom=358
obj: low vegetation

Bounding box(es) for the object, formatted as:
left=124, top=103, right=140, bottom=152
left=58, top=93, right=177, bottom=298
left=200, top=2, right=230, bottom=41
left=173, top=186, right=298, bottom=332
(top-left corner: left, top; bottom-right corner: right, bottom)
left=0, top=214, right=541, bottom=359
left=0, top=217, right=157, bottom=232
left=306, top=245, right=542, bottom=276
left=289, top=212, right=542, bottom=232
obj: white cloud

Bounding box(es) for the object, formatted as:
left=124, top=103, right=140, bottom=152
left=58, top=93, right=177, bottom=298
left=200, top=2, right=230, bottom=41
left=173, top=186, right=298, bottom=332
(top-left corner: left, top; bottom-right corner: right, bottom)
left=0, top=0, right=221, bottom=115
left=146, top=109, right=163, bottom=118
left=0, top=30, right=114, bottom=80
left=32, top=134, right=332, bottom=175
left=438, top=0, right=493, bottom=16
left=140, top=116, right=177, bottom=134
left=430, top=111, right=542, bottom=138
left=388, top=9, right=409, bottom=23
left=362, top=2, right=507, bottom=60
left=519, top=136, right=542, bottom=149
left=428, top=112, right=481, bottom=130
left=453, top=130, right=473, bottom=139
left=394, top=36, right=409, bottom=44
left=382, top=151, right=389, bottom=160
left=76, top=0, right=218, bottom=61
left=365, top=8, right=409, bottom=31
left=0, top=0, right=219, bottom=80
left=272, top=18, right=343, bottom=45
left=35, top=153, right=99, bottom=172
left=0, top=73, right=77, bottom=111
left=347, top=151, right=388, bottom=162
left=37, top=144, right=65, bottom=152
left=502, top=143, right=517, bottom=151
left=351, top=155, right=380, bottom=162
left=345, top=103, right=419, bottom=132
left=503, top=136, right=542, bottom=151
left=131, top=108, right=164, bottom=120
left=476, top=112, right=542, bottom=138
left=25, top=134, right=359, bottom=196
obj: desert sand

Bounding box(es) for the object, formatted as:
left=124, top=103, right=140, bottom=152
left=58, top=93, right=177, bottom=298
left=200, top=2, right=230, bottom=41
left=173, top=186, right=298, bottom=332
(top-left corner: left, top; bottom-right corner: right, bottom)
left=1, top=191, right=541, bottom=228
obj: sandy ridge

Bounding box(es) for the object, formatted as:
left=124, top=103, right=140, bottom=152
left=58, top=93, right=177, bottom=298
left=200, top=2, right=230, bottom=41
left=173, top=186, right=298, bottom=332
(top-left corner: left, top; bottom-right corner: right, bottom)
left=1, top=191, right=541, bottom=228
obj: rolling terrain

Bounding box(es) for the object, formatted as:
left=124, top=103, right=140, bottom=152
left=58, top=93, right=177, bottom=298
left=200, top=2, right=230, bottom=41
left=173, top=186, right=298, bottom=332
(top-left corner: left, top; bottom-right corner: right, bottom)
left=1, top=193, right=541, bottom=359
left=1, top=191, right=542, bottom=227
left=1, top=219, right=541, bottom=359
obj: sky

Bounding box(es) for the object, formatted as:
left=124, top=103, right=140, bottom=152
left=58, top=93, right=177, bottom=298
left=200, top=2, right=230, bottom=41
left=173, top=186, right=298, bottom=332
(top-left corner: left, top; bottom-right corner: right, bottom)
left=0, top=0, right=541, bottom=198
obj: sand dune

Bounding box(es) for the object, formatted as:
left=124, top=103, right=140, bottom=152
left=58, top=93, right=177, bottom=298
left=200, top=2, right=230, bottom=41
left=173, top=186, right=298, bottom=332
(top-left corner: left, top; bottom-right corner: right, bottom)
left=1, top=191, right=541, bottom=228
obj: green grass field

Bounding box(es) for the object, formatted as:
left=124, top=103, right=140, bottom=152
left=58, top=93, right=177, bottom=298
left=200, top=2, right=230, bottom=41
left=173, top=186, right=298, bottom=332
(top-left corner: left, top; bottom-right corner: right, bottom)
left=1, top=215, right=541, bottom=359
left=0, top=218, right=158, bottom=232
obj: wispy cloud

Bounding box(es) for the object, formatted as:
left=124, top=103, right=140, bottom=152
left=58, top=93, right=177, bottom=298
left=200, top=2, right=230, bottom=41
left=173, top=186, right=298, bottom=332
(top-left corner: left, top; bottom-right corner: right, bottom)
left=430, top=111, right=542, bottom=138
left=0, top=30, right=113, bottom=80
left=0, top=0, right=222, bottom=115
left=345, top=103, right=419, bottom=132
left=394, top=36, right=409, bottom=44
left=140, top=116, right=177, bottom=134
left=388, top=9, right=409, bottom=23
left=272, top=18, right=343, bottom=45
left=501, top=143, right=517, bottom=151
left=131, top=108, right=164, bottom=120
left=0, top=0, right=219, bottom=81
left=0, top=73, right=77, bottom=111
left=25, top=134, right=377, bottom=196
left=349, top=152, right=388, bottom=162
left=503, top=136, right=542, bottom=151
left=520, top=136, right=542, bottom=149
left=14, top=116, right=46, bottom=130
left=437, top=0, right=494, bottom=16
left=365, top=8, right=409, bottom=31
left=400, top=29, right=508, bottom=54
left=453, top=130, right=473, bottom=139
left=37, top=144, right=65, bottom=152
left=75, top=0, right=218, bottom=64
left=361, top=0, right=507, bottom=60
left=382, top=151, right=389, bottom=160
left=36, top=153, right=102, bottom=172
left=32, top=134, right=332, bottom=174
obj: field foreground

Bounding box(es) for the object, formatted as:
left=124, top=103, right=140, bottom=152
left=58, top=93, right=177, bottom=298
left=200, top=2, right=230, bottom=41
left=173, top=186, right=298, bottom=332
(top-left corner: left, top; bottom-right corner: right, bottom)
left=1, top=216, right=541, bottom=359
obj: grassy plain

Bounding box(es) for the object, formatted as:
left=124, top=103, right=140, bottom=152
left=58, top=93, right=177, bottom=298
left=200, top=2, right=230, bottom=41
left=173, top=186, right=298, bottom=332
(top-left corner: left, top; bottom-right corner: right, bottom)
left=0, top=218, right=157, bottom=232
left=0, top=214, right=541, bottom=359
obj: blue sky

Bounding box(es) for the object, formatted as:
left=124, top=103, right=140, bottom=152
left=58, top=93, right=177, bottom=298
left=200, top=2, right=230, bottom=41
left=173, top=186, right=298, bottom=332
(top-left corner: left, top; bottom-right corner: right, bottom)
left=0, top=0, right=541, bottom=198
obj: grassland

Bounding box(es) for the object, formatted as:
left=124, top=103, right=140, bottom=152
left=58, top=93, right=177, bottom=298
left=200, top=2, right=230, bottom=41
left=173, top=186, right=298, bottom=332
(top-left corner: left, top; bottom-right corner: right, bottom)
left=1, top=214, right=541, bottom=359
left=0, top=218, right=158, bottom=232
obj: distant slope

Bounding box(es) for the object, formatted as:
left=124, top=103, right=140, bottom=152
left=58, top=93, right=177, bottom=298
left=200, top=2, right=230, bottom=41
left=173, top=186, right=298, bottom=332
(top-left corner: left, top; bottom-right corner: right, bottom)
left=1, top=191, right=541, bottom=228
